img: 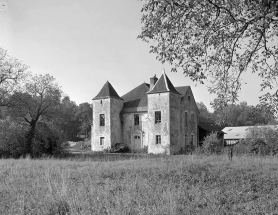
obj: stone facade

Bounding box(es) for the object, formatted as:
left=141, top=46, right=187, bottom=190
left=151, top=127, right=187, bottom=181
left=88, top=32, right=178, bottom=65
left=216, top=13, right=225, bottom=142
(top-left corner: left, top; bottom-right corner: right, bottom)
left=91, top=73, right=199, bottom=154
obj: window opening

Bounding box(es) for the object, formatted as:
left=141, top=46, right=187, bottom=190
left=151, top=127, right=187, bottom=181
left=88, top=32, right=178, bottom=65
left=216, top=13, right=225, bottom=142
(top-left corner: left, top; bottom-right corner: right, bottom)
left=100, top=114, right=105, bottom=126
left=156, top=135, right=161, bottom=144
left=155, top=111, right=161, bottom=124
left=100, top=137, right=104, bottom=145
left=134, top=114, right=139, bottom=125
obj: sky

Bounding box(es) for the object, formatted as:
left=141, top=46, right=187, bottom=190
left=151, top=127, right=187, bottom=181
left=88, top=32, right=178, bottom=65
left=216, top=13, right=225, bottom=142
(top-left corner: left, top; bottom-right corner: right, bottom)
left=0, top=0, right=265, bottom=111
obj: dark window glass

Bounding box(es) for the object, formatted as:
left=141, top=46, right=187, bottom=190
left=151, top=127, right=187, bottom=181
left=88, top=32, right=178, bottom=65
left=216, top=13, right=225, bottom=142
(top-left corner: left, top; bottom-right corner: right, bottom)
left=156, top=135, right=161, bottom=144
left=134, top=114, right=139, bottom=125
left=100, top=114, right=105, bottom=126
left=100, top=137, right=104, bottom=145
left=155, top=111, right=161, bottom=124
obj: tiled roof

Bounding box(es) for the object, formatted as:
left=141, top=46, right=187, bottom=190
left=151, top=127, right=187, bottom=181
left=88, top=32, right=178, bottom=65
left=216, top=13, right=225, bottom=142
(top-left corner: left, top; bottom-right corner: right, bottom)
left=175, top=86, right=189, bottom=96
left=147, top=73, right=181, bottom=95
left=121, top=83, right=149, bottom=113
left=93, top=81, right=123, bottom=100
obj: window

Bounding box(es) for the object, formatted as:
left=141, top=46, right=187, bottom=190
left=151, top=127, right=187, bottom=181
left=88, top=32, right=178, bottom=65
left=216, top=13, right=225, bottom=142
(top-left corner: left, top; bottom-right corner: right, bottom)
left=155, top=111, right=161, bottom=124
left=100, top=137, right=105, bottom=145
left=100, top=114, right=105, bottom=126
left=134, top=114, right=139, bottom=125
left=156, top=135, right=161, bottom=144
left=190, top=135, right=194, bottom=146
left=185, top=112, right=188, bottom=126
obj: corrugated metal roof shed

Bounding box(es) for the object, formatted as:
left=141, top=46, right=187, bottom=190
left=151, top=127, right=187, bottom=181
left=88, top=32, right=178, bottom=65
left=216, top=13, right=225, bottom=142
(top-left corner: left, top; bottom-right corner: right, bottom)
left=222, top=125, right=278, bottom=140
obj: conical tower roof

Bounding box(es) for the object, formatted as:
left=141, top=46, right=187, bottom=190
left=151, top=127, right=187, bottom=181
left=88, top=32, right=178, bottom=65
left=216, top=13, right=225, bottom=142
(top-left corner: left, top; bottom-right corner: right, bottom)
left=147, top=72, right=180, bottom=95
left=93, top=81, right=123, bottom=100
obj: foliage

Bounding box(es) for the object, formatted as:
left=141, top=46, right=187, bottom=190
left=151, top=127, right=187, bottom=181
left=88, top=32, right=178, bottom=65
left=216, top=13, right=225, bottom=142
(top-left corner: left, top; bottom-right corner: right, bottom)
left=197, top=102, right=215, bottom=120
left=32, top=122, right=66, bottom=157
left=8, top=74, right=62, bottom=156
left=232, top=140, right=250, bottom=155
left=0, top=120, right=27, bottom=158
left=75, top=102, right=92, bottom=138
left=139, top=0, right=278, bottom=113
left=245, top=126, right=278, bottom=155
left=54, top=96, right=81, bottom=141
left=110, top=142, right=131, bottom=153
left=214, top=101, right=275, bottom=126
left=0, top=119, right=66, bottom=158
left=0, top=47, right=28, bottom=106
left=203, top=131, right=223, bottom=154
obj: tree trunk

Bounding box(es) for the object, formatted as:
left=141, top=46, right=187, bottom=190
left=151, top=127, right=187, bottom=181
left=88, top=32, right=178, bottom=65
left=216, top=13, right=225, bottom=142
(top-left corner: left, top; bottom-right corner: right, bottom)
left=25, top=120, right=37, bottom=157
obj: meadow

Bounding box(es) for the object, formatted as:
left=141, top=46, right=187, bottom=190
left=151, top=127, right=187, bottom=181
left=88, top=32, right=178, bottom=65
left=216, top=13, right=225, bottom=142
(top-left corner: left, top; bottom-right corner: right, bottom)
left=1, top=155, right=278, bottom=215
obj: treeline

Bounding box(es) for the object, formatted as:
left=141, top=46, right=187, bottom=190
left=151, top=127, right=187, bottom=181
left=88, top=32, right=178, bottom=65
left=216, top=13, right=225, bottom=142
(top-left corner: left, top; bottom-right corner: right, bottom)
left=197, top=101, right=277, bottom=127
left=0, top=48, right=91, bottom=158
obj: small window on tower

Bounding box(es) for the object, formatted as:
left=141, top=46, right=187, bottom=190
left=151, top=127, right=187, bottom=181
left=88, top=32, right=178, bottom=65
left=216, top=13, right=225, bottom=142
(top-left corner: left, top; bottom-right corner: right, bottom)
left=100, top=137, right=105, bottom=145
left=134, top=114, right=139, bottom=125
left=156, top=135, right=161, bottom=144
left=155, top=111, right=161, bottom=124
left=100, top=114, right=105, bottom=126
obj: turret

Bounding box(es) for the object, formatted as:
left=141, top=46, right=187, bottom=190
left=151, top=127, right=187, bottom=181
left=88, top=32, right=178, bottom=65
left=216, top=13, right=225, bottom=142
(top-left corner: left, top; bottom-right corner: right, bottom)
left=91, top=81, right=123, bottom=151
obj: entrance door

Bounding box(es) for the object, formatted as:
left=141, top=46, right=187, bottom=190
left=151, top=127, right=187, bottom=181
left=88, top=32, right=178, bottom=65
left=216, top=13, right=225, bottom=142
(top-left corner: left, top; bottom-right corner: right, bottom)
left=134, top=135, right=141, bottom=150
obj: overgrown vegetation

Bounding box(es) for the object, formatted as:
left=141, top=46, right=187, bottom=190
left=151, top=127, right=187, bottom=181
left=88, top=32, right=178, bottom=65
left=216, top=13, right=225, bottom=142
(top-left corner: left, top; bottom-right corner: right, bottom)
left=0, top=48, right=92, bottom=158
left=1, top=155, right=278, bottom=214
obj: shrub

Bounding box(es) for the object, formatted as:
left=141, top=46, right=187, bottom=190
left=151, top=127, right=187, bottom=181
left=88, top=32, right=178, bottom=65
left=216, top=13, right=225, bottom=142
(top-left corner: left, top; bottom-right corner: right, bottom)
left=0, top=120, right=67, bottom=158
left=133, top=146, right=148, bottom=154
left=110, top=142, right=131, bottom=153
left=0, top=119, right=27, bottom=158
left=203, top=132, right=223, bottom=154
left=232, top=140, right=250, bottom=155
left=245, top=126, right=278, bottom=156
left=32, top=122, right=67, bottom=157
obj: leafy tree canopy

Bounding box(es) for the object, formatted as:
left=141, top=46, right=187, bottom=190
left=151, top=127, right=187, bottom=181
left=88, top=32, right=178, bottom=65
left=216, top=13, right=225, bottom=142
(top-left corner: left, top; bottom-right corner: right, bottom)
left=139, top=0, right=278, bottom=114
left=9, top=74, right=62, bottom=156
left=0, top=47, right=28, bottom=106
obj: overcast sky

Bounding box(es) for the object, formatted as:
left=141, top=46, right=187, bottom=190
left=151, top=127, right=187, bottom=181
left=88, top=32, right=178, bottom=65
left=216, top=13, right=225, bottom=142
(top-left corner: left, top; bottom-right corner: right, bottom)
left=0, top=0, right=264, bottom=111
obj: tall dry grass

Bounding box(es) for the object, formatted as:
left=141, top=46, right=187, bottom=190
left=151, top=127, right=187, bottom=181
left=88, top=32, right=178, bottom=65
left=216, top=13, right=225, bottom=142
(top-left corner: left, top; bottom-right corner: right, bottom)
left=1, top=155, right=278, bottom=214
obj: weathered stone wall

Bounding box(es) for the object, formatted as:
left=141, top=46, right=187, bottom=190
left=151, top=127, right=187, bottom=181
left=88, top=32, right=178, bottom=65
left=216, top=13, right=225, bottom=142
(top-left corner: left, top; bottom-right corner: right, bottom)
left=110, top=98, right=124, bottom=146
left=122, top=112, right=149, bottom=150
left=91, top=98, right=111, bottom=151
left=169, top=93, right=182, bottom=154
left=147, top=93, right=170, bottom=154
left=179, top=87, right=199, bottom=149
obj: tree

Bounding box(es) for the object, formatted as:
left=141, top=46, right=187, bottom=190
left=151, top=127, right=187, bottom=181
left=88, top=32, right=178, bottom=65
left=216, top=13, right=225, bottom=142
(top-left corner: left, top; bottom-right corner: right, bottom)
left=9, top=74, right=61, bottom=156
left=76, top=102, right=92, bottom=138
left=0, top=47, right=28, bottom=106
left=54, top=96, right=81, bottom=140
left=139, top=0, right=278, bottom=114
left=196, top=102, right=215, bottom=120
left=214, top=101, right=275, bottom=126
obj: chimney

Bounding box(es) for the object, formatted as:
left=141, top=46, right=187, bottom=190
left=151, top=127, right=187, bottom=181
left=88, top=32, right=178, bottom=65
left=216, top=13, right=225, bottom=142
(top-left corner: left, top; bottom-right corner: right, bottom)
left=150, top=75, right=158, bottom=90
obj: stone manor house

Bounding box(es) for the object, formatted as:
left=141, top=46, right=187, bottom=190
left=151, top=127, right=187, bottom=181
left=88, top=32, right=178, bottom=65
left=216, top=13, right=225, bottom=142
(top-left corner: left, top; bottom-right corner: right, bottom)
left=91, top=73, right=199, bottom=155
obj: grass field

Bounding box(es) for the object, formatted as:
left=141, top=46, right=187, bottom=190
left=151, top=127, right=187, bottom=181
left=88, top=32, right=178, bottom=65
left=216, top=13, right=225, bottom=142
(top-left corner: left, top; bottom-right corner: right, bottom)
left=1, top=155, right=278, bottom=215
